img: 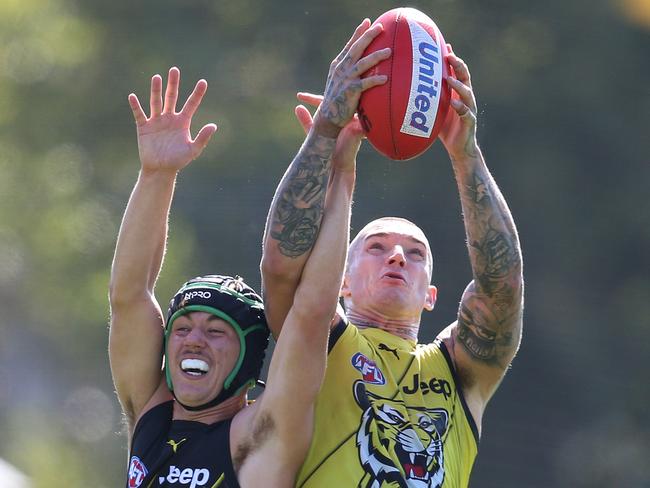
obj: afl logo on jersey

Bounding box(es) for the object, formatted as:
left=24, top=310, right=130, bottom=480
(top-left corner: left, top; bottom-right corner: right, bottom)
left=351, top=353, right=386, bottom=385
left=128, top=456, right=148, bottom=487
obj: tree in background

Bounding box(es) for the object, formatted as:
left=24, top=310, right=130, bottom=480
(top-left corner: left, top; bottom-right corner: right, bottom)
left=0, top=0, right=648, bottom=485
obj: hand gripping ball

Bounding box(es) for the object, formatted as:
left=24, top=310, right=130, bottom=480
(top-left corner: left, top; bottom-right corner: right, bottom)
left=358, top=8, right=451, bottom=161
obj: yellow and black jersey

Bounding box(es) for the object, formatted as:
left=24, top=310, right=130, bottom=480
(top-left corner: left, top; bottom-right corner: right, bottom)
left=297, top=321, right=478, bottom=487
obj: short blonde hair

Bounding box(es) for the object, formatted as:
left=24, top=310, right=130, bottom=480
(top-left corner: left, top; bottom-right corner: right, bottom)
left=347, top=217, right=434, bottom=280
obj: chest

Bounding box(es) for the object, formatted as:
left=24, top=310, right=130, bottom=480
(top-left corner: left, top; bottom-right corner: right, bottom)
left=328, top=336, right=455, bottom=407
left=128, top=422, right=237, bottom=488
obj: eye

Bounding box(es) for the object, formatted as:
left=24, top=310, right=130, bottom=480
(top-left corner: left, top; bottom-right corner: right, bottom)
left=208, top=328, right=226, bottom=336
left=174, top=325, right=190, bottom=335
left=367, top=242, right=384, bottom=253
left=409, top=248, right=425, bottom=258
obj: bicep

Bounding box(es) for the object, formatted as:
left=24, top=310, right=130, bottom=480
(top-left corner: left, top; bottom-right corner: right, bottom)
left=261, top=276, right=298, bottom=340
left=450, top=280, right=523, bottom=403
left=109, top=296, right=167, bottom=420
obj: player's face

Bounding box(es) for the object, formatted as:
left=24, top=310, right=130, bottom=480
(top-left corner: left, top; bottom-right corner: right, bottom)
left=343, top=220, right=436, bottom=319
left=166, top=312, right=240, bottom=407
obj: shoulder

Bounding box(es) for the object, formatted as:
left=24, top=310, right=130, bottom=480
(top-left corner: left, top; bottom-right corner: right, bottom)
left=328, top=316, right=351, bottom=350
left=129, top=399, right=174, bottom=457
left=128, top=379, right=173, bottom=439
left=430, top=325, right=469, bottom=387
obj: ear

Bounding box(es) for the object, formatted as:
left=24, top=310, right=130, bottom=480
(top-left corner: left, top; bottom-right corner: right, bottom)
left=340, top=274, right=352, bottom=298
left=423, top=285, right=437, bottom=311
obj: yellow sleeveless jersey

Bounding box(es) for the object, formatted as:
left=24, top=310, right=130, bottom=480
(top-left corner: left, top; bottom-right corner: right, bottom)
left=296, top=322, right=479, bottom=487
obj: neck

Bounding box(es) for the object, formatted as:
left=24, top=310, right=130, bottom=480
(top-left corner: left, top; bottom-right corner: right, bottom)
left=345, top=308, right=420, bottom=341
left=172, top=390, right=247, bottom=423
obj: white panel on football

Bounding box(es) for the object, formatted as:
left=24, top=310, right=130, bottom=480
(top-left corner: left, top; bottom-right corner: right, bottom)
left=399, top=18, right=444, bottom=139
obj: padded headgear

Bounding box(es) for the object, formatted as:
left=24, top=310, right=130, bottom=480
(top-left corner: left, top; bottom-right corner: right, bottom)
left=165, top=275, right=269, bottom=411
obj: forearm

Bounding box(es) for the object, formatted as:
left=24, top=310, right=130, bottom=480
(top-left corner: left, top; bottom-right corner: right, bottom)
left=263, top=130, right=336, bottom=262
left=261, top=130, right=337, bottom=331
left=265, top=168, right=353, bottom=417
left=294, top=167, right=354, bottom=320
left=450, top=149, right=524, bottom=374
left=453, top=151, right=523, bottom=324
left=110, top=169, right=177, bottom=305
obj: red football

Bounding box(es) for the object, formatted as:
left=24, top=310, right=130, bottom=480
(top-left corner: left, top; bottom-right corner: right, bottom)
left=358, top=8, right=451, bottom=161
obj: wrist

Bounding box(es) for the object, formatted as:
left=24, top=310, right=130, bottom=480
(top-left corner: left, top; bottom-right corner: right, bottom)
left=331, top=156, right=357, bottom=177
left=139, top=166, right=179, bottom=183
left=331, top=164, right=356, bottom=184
left=449, top=144, right=482, bottom=167
left=311, top=113, right=342, bottom=139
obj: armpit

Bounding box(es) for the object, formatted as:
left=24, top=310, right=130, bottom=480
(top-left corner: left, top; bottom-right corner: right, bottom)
left=233, top=412, right=275, bottom=469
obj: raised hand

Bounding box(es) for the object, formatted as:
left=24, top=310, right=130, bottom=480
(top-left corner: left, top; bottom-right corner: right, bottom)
left=438, top=49, right=480, bottom=162
left=128, top=67, right=217, bottom=173
left=295, top=92, right=364, bottom=174
left=314, top=19, right=391, bottom=138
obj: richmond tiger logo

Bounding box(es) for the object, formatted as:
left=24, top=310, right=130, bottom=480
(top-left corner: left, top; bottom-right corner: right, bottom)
left=353, top=381, right=449, bottom=488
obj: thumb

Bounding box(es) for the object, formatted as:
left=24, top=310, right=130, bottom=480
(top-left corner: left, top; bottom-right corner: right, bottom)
left=295, top=105, right=313, bottom=135
left=192, top=123, right=218, bottom=157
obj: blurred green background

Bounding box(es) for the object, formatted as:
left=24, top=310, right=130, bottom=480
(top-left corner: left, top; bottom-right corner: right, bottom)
left=0, top=0, right=648, bottom=486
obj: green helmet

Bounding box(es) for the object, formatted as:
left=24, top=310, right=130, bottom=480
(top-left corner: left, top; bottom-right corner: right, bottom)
left=165, top=275, right=269, bottom=411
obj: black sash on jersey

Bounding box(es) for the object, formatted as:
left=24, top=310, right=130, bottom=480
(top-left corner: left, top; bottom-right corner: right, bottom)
left=141, top=424, right=228, bottom=487
left=129, top=401, right=238, bottom=488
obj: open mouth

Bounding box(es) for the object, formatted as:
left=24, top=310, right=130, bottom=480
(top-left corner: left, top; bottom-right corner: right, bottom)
left=180, top=358, right=209, bottom=377
left=382, top=272, right=406, bottom=283
left=395, top=445, right=431, bottom=482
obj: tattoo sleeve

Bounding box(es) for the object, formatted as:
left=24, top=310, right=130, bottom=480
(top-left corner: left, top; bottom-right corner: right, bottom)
left=321, top=55, right=363, bottom=128
left=453, top=154, right=523, bottom=367
left=268, top=134, right=336, bottom=258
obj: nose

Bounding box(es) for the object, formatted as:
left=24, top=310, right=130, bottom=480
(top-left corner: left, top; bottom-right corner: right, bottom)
left=387, top=245, right=406, bottom=267
left=184, top=328, right=206, bottom=348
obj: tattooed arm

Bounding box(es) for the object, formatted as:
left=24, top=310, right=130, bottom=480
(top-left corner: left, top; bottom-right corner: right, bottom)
left=261, top=131, right=335, bottom=339
left=438, top=52, right=523, bottom=430
left=260, top=19, right=390, bottom=337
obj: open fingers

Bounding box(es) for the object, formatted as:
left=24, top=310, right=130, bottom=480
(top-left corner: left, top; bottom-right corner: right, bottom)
left=295, top=105, right=313, bottom=134
left=150, top=74, right=163, bottom=117
left=191, top=123, right=218, bottom=156
left=447, top=53, right=471, bottom=87
left=163, top=67, right=180, bottom=114
left=297, top=92, right=324, bottom=108
left=449, top=96, right=472, bottom=118
left=360, top=74, right=388, bottom=91
left=354, top=47, right=391, bottom=78
left=446, top=52, right=476, bottom=114
left=447, top=76, right=476, bottom=115
left=128, top=93, right=147, bottom=126
left=180, top=79, right=209, bottom=118
left=346, top=22, right=384, bottom=64
left=333, top=18, right=371, bottom=64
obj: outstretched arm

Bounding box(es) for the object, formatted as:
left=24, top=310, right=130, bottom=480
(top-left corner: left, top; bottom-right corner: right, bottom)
left=108, top=67, right=216, bottom=430
left=260, top=19, right=390, bottom=338
left=438, top=52, right=524, bottom=423
left=237, top=128, right=356, bottom=486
